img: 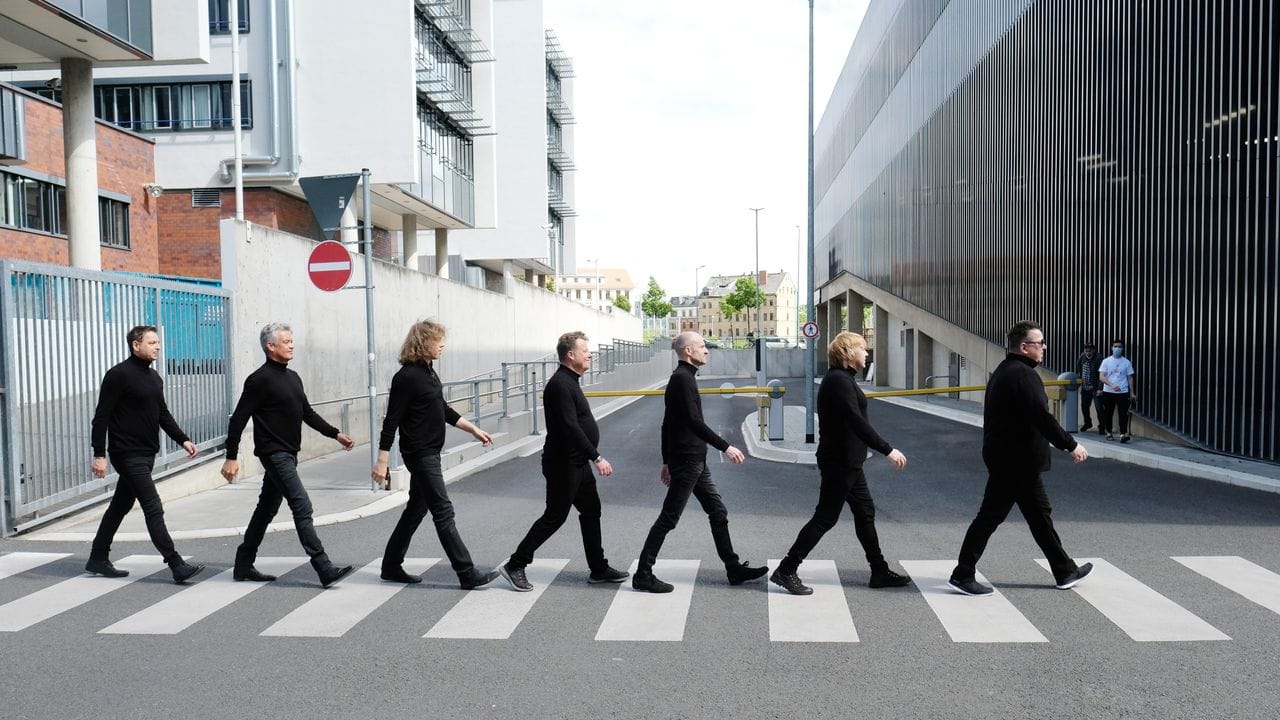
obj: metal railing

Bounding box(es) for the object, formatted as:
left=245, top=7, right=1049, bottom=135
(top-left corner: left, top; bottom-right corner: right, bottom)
left=1, top=260, right=233, bottom=535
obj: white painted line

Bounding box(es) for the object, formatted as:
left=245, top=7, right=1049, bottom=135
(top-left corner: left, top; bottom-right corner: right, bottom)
left=595, top=559, right=700, bottom=642
left=1172, top=556, right=1280, bottom=617
left=900, top=560, right=1047, bottom=643
left=260, top=558, right=438, bottom=638
left=425, top=559, right=569, bottom=640
left=767, top=559, right=858, bottom=642
left=308, top=261, right=350, bottom=272
left=99, top=557, right=308, bottom=635
left=1035, top=558, right=1230, bottom=641
left=0, top=555, right=169, bottom=632
left=0, top=552, right=70, bottom=581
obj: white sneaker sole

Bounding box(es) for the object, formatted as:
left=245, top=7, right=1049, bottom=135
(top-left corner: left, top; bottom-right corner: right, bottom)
left=498, top=566, right=533, bottom=592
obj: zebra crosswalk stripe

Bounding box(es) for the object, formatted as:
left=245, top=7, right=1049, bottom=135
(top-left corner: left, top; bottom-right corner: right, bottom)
left=1035, top=558, right=1229, bottom=642
left=1171, top=556, right=1280, bottom=618
left=900, top=560, right=1048, bottom=643
left=767, top=559, right=858, bottom=642
left=425, top=558, right=569, bottom=639
left=0, top=552, right=70, bottom=582
left=595, top=559, right=700, bottom=642
left=0, top=554, right=169, bottom=632
left=100, top=557, right=309, bottom=635
left=260, top=558, right=439, bottom=638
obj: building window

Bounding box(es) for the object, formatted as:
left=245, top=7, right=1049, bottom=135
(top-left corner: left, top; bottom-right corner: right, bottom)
left=30, top=80, right=254, bottom=132
left=209, top=0, right=250, bottom=34
left=99, top=198, right=130, bottom=249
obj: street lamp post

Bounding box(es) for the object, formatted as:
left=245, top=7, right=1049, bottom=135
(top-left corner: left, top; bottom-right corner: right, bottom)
left=694, top=264, right=706, bottom=334
left=749, top=207, right=763, bottom=341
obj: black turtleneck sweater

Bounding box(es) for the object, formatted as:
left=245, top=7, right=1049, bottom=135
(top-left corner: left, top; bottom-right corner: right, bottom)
left=91, top=354, right=189, bottom=458
left=816, top=366, right=892, bottom=468
left=378, top=361, right=461, bottom=455
left=542, top=364, right=600, bottom=464
left=661, top=361, right=730, bottom=463
left=225, top=359, right=339, bottom=460
left=983, top=353, right=1077, bottom=472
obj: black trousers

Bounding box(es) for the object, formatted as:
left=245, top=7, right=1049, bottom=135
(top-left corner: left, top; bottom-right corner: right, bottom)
left=953, top=469, right=1077, bottom=584
left=1080, top=388, right=1097, bottom=426
left=780, top=464, right=887, bottom=574
left=509, top=457, right=607, bottom=572
left=383, top=452, right=474, bottom=576
left=637, top=457, right=740, bottom=575
left=1099, top=392, right=1132, bottom=434
left=90, top=454, right=180, bottom=565
left=236, top=451, right=331, bottom=573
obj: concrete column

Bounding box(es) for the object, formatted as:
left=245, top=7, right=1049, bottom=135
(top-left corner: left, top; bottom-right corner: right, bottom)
left=434, top=228, right=448, bottom=279
left=61, top=58, right=100, bottom=271
left=815, top=300, right=829, bottom=354
left=915, top=331, right=934, bottom=390
left=401, top=214, right=419, bottom=269
left=874, top=305, right=890, bottom=386
left=826, top=297, right=842, bottom=335
left=502, top=259, right=514, bottom=295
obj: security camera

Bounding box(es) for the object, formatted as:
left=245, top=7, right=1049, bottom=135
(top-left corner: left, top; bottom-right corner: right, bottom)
left=143, top=183, right=163, bottom=198
left=44, top=78, right=61, bottom=90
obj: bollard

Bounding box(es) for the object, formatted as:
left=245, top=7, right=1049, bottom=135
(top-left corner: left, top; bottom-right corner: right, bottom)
left=767, top=379, right=785, bottom=441
left=1058, top=372, right=1079, bottom=432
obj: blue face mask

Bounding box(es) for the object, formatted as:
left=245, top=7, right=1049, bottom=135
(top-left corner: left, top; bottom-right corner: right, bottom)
left=1112, top=347, right=1123, bottom=357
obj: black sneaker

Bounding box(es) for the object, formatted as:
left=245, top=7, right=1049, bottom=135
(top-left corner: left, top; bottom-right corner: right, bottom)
left=460, top=569, right=500, bottom=590
left=769, top=569, right=813, bottom=596
left=1055, top=562, right=1093, bottom=590
left=380, top=567, right=423, bottom=584
left=318, top=564, right=355, bottom=588
left=169, top=561, right=206, bottom=585
left=1120, top=434, right=1131, bottom=443
left=85, top=558, right=128, bottom=578
left=631, top=572, right=674, bottom=593
left=948, top=576, right=994, bottom=596
left=868, top=568, right=912, bottom=588
left=726, top=561, right=769, bottom=585
left=233, top=566, right=277, bottom=582
left=588, top=565, right=630, bottom=584
left=500, top=563, right=533, bottom=592
left=1080, top=422, right=1093, bottom=432
left=1106, top=433, right=1115, bottom=441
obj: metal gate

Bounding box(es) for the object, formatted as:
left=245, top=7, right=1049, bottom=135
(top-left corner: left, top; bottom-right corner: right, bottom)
left=0, top=260, right=232, bottom=535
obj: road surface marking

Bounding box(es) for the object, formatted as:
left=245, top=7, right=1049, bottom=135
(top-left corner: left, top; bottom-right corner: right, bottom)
left=900, top=560, right=1048, bottom=643
left=767, top=559, right=858, bottom=642
left=426, top=559, right=569, bottom=639
left=0, top=555, right=169, bottom=632
left=596, top=559, right=700, bottom=642
left=261, top=558, right=438, bottom=637
left=1172, top=556, right=1280, bottom=617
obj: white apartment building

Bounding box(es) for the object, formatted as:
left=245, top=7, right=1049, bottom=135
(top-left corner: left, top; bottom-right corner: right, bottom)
left=667, top=295, right=699, bottom=337
left=10, top=0, right=500, bottom=281
left=558, top=267, right=633, bottom=313
left=698, top=271, right=798, bottom=341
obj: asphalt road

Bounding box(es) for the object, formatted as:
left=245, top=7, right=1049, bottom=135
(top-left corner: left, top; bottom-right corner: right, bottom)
left=1, top=377, right=1277, bottom=720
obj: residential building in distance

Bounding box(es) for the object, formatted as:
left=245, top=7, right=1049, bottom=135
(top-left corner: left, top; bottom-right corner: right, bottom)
left=667, top=295, right=698, bottom=337
left=558, top=266, right=633, bottom=313
left=698, top=271, right=797, bottom=341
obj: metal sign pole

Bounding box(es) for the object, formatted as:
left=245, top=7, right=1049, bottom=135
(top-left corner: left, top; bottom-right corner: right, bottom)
left=361, top=169, right=378, bottom=487
left=804, top=0, right=817, bottom=444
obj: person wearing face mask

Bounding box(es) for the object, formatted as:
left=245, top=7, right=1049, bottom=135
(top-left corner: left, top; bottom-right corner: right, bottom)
left=770, top=331, right=910, bottom=596
left=1098, top=340, right=1137, bottom=442
left=1074, top=343, right=1102, bottom=433
left=372, top=320, right=500, bottom=589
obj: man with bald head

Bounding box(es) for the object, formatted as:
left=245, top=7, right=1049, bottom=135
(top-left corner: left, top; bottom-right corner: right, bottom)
left=631, top=331, right=768, bottom=593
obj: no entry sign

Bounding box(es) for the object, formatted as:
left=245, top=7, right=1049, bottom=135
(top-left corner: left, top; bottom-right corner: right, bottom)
left=307, top=241, right=352, bottom=292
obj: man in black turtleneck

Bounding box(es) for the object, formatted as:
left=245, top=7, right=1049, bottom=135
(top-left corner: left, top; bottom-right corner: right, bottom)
left=499, top=331, right=629, bottom=592
left=220, top=322, right=354, bottom=588
left=87, top=325, right=204, bottom=584
left=631, top=331, right=768, bottom=593
left=948, top=320, right=1092, bottom=596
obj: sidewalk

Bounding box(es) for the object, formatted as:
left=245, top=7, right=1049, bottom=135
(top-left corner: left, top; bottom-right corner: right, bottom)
left=741, top=383, right=1280, bottom=496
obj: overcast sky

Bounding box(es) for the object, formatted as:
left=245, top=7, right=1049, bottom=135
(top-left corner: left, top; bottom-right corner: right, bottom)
left=544, top=0, right=869, bottom=302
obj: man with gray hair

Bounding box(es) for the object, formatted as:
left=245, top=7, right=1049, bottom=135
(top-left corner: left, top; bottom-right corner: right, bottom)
left=220, top=323, right=355, bottom=588
left=632, top=331, right=767, bottom=593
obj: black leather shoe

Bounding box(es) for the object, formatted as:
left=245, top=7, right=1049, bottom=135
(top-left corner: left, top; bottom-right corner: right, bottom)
left=459, top=569, right=500, bottom=590
left=318, top=564, right=355, bottom=588
left=85, top=558, right=128, bottom=578
left=631, top=572, right=674, bottom=593
left=233, top=566, right=277, bottom=582
left=726, top=561, right=769, bottom=585
left=770, top=569, right=813, bottom=596
left=588, top=565, right=630, bottom=584
left=380, top=567, right=422, bottom=584
left=868, top=568, right=912, bottom=588
left=169, top=561, right=206, bottom=584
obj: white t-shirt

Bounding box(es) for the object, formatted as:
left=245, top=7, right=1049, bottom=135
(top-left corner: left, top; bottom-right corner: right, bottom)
left=1099, top=355, right=1135, bottom=394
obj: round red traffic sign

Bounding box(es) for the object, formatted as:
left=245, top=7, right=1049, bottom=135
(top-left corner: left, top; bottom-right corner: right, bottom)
left=802, top=321, right=820, bottom=340
left=307, top=241, right=352, bottom=292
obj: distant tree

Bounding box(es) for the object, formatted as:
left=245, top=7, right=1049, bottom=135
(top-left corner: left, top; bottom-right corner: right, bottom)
left=718, top=276, right=765, bottom=319
left=613, top=294, right=631, bottom=312
left=639, top=277, right=672, bottom=320
left=545, top=277, right=556, bottom=292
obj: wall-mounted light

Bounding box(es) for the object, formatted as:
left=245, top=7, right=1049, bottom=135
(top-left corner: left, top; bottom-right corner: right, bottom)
left=143, top=183, right=163, bottom=198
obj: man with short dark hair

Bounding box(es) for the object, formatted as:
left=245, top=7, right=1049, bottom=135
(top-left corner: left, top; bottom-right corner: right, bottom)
left=220, top=323, right=355, bottom=588
left=499, top=331, right=629, bottom=591
left=948, top=321, right=1092, bottom=596
left=631, top=331, right=767, bottom=593
left=87, top=325, right=204, bottom=584
left=1075, top=342, right=1101, bottom=433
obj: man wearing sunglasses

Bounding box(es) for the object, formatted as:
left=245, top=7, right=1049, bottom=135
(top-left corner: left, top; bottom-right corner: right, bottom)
left=948, top=321, right=1092, bottom=596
